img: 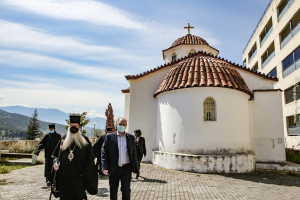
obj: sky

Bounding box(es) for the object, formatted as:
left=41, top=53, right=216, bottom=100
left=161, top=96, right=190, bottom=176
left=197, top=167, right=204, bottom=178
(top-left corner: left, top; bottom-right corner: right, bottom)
left=0, top=0, right=270, bottom=119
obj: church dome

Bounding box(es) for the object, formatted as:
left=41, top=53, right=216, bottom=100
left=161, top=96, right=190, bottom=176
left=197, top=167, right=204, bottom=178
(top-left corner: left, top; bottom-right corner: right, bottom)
left=171, top=34, right=209, bottom=48
left=162, top=34, right=219, bottom=63
left=154, top=52, right=252, bottom=97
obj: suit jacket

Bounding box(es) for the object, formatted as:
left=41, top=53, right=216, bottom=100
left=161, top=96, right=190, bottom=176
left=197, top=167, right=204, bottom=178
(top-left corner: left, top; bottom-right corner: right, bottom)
left=101, top=132, right=138, bottom=176
left=136, top=137, right=146, bottom=156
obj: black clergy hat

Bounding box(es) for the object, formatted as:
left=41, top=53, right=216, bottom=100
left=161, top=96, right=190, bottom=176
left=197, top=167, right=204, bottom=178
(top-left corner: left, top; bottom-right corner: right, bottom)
left=69, top=115, right=81, bottom=124
left=48, top=123, right=55, bottom=129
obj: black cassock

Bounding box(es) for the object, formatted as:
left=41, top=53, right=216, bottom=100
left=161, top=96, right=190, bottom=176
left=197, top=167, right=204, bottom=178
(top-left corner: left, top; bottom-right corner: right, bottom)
left=34, top=132, right=61, bottom=181
left=92, top=134, right=106, bottom=175
left=52, top=135, right=98, bottom=200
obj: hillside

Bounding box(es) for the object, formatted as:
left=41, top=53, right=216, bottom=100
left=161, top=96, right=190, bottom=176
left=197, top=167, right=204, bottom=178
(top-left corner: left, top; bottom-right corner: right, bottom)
left=0, top=106, right=106, bottom=128
left=0, top=109, right=67, bottom=140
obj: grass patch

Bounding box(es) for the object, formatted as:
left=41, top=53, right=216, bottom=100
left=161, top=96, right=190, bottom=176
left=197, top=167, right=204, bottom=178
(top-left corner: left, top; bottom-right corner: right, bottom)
left=286, top=149, right=300, bottom=164
left=8, top=158, right=19, bottom=160
left=0, top=164, right=24, bottom=174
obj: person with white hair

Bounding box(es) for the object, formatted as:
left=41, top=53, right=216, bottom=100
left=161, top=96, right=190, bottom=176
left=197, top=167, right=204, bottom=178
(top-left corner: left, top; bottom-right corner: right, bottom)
left=52, top=115, right=98, bottom=200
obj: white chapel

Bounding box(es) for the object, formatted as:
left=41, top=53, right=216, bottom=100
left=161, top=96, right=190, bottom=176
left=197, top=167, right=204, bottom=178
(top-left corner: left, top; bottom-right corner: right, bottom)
left=122, top=25, right=285, bottom=173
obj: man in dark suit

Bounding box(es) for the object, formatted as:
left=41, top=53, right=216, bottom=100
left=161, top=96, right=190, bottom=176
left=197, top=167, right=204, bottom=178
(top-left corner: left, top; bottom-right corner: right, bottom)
left=101, top=118, right=138, bottom=200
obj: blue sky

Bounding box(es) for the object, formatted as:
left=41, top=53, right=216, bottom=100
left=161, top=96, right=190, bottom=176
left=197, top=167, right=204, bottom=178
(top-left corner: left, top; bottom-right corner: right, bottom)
left=0, top=0, right=270, bottom=119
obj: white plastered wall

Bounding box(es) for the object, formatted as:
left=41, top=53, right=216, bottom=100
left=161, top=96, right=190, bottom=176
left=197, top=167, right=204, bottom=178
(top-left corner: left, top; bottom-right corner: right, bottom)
left=124, top=93, right=130, bottom=130
left=127, top=66, right=173, bottom=161
left=156, top=87, right=252, bottom=154
left=235, top=68, right=275, bottom=91
left=249, top=91, right=285, bottom=163
left=164, top=45, right=218, bottom=64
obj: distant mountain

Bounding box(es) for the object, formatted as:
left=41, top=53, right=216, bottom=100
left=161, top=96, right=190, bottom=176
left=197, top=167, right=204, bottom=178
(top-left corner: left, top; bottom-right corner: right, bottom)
left=0, top=109, right=95, bottom=139
left=0, top=106, right=106, bottom=128
left=0, top=109, right=67, bottom=140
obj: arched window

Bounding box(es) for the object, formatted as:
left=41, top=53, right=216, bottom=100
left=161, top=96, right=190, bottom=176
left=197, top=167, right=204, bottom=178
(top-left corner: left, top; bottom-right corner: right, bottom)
left=172, top=53, right=177, bottom=62
left=188, top=49, right=196, bottom=56
left=203, top=97, right=216, bottom=121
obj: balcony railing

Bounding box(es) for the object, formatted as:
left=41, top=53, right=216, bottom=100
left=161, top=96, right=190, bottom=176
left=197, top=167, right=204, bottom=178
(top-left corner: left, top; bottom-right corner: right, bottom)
left=288, top=125, right=300, bottom=136
left=278, top=0, right=295, bottom=22
left=283, top=63, right=295, bottom=77
left=262, top=51, right=275, bottom=69
left=281, top=21, right=300, bottom=49
left=248, top=50, right=257, bottom=64
left=283, top=59, right=300, bottom=78
left=260, top=26, right=273, bottom=47
left=292, top=21, right=300, bottom=38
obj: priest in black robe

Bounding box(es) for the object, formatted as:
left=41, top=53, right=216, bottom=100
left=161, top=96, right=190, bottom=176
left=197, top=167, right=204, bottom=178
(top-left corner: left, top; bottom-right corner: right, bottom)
left=34, top=123, right=61, bottom=186
left=52, top=115, right=98, bottom=200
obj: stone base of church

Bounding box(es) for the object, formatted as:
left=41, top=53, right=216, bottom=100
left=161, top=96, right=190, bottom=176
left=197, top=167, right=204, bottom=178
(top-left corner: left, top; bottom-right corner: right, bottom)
left=152, top=151, right=256, bottom=173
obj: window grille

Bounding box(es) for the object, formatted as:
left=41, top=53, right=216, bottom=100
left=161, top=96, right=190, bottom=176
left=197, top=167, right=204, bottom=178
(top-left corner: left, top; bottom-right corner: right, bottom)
left=203, top=98, right=215, bottom=121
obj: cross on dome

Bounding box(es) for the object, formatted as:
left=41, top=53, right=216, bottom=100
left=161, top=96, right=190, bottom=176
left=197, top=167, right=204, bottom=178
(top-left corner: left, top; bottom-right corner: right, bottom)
left=184, top=23, right=194, bottom=35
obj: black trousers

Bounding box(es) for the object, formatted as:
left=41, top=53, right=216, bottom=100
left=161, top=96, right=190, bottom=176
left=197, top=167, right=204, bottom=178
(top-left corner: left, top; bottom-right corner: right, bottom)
left=109, top=163, right=132, bottom=200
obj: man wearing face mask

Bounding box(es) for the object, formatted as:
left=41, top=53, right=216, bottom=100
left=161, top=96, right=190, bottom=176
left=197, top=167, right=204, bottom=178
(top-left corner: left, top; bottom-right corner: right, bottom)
left=101, top=118, right=138, bottom=200
left=52, top=115, right=98, bottom=200
left=34, top=123, right=61, bottom=186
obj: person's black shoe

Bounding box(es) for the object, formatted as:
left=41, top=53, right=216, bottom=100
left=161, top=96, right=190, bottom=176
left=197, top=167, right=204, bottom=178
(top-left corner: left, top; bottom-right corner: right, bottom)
left=46, top=181, right=51, bottom=186
left=135, top=172, right=139, bottom=179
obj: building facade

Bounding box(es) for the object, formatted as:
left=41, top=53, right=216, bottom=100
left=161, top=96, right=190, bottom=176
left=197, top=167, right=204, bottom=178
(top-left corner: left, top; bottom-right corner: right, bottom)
left=242, top=0, right=300, bottom=149
left=122, top=31, right=285, bottom=173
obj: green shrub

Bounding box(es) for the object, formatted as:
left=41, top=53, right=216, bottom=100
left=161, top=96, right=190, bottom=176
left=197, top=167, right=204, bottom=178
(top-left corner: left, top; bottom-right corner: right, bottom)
left=286, top=149, right=300, bottom=164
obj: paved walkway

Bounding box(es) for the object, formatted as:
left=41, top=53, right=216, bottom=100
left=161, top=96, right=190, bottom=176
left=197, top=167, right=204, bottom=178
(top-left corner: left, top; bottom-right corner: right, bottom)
left=1, top=163, right=300, bottom=200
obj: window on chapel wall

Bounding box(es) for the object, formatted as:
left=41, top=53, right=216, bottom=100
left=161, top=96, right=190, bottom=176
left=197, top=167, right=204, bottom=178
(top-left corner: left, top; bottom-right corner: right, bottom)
left=172, top=53, right=177, bottom=62
left=188, top=49, right=196, bottom=56
left=203, top=98, right=216, bottom=121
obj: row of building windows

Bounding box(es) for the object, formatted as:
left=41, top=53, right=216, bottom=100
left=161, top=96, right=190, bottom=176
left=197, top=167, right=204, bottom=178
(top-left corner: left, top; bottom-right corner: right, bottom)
left=245, top=1, right=299, bottom=77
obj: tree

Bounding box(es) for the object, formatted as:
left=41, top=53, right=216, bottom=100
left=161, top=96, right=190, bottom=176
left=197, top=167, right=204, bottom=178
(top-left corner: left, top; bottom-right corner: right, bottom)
left=25, top=109, right=41, bottom=140
left=65, top=112, right=90, bottom=134
left=91, top=127, right=105, bottom=138
left=114, top=117, right=122, bottom=130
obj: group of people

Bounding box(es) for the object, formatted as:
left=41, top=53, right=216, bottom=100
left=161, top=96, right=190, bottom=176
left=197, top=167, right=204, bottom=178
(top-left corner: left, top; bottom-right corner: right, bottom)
left=34, top=116, right=146, bottom=200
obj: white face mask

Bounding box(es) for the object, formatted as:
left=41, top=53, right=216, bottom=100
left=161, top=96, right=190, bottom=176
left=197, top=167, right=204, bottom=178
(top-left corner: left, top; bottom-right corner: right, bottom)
left=118, top=125, right=126, bottom=132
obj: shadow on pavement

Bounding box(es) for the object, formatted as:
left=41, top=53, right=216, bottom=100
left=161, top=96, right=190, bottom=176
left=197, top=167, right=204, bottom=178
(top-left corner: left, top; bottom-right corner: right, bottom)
left=218, top=170, right=300, bottom=187
left=96, top=187, right=108, bottom=197
left=139, top=176, right=167, bottom=183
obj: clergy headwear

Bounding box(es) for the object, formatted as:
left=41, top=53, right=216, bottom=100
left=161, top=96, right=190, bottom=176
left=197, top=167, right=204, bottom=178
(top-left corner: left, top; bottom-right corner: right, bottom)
left=48, top=123, right=55, bottom=129
left=70, top=115, right=81, bottom=124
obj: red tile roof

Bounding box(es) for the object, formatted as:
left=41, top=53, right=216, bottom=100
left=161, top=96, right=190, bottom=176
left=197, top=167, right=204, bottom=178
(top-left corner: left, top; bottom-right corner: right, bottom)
left=253, top=89, right=282, bottom=92
left=154, top=53, right=254, bottom=98
left=162, top=34, right=219, bottom=57
left=121, top=87, right=130, bottom=93
left=171, top=34, right=209, bottom=47
left=125, top=51, right=278, bottom=83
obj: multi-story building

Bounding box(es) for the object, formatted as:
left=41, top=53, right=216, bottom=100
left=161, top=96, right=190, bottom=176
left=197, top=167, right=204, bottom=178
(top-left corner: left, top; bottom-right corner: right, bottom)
left=242, top=0, right=300, bottom=149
